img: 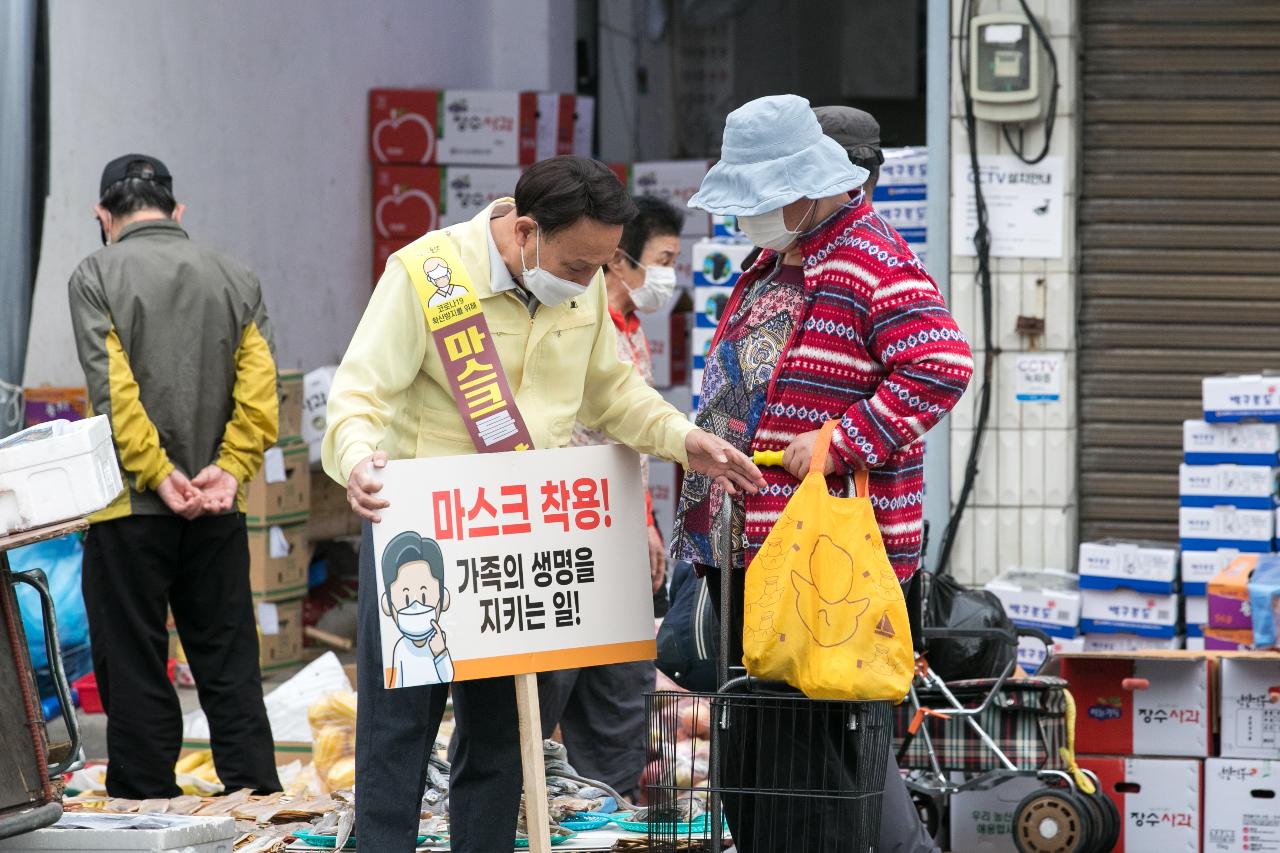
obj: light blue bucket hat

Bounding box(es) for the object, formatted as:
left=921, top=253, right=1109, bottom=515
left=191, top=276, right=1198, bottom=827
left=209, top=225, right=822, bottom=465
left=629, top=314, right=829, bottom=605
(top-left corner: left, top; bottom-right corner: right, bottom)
left=688, top=94, right=870, bottom=217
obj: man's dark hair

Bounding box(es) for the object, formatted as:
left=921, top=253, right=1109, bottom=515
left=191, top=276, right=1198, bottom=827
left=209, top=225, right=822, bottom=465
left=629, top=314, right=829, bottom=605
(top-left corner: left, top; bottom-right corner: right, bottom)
left=515, top=155, right=637, bottom=237
left=618, top=195, right=685, bottom=267
left=381, top=531, right=446, bottom=600
left=99, top=159, right=177, bottom=217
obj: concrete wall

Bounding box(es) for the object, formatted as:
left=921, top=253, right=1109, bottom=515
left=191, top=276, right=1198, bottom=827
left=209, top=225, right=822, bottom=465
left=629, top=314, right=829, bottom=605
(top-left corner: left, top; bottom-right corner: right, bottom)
left=24, top=0, right=575, bottom=385
left=946, top=0, right=1080, bottom=585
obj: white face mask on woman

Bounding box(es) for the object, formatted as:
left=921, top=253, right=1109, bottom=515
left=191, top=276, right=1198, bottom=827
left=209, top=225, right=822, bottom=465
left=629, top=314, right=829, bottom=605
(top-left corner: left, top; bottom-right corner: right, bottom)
left=737, top=199, right=818, bottom=252
left=520, top=225, right=584, bottom=307
left=620, top=251, right=678, bottom=313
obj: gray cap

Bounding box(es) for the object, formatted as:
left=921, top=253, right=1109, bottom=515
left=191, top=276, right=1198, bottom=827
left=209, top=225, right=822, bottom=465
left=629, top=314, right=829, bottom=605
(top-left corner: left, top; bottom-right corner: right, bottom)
left=812, top=106, right=883, bottom=169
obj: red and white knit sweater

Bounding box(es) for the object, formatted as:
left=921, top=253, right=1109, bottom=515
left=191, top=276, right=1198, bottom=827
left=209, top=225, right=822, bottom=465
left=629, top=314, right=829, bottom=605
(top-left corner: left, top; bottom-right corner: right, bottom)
left=722, top=199, right=973, bottom=579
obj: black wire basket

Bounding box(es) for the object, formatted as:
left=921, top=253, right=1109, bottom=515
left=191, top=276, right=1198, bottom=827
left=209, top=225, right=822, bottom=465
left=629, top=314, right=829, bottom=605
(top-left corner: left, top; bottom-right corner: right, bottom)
left=644, top=689, right=893, bottom=853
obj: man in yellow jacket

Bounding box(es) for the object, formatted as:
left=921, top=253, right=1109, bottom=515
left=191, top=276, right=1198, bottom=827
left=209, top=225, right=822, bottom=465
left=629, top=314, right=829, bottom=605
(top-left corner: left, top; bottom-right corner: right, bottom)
left=70, top=154, right=281, bottom=799
left=324, top=156, right=762, bottom=852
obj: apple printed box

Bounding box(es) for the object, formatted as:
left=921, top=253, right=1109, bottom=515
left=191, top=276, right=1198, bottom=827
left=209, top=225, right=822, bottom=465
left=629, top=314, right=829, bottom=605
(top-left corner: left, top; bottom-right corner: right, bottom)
left=1205, top=759, right=1280, bottom=853
left=1077, top=757, right=1202, bottom=853
left=369, top=89, right=538, bottom=167
left=1048, top=654, right=1211, bottom=757
left=535, top=93, right=575, bottom=162
left=373, top=166, right=522, bottom=243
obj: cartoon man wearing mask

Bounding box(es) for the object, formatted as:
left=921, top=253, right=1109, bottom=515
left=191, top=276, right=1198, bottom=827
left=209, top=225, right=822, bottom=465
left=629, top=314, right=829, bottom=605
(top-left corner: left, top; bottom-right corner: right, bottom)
left=381, top=530, right=453, bottom=687
left=423, top=257, right=462, bottom=307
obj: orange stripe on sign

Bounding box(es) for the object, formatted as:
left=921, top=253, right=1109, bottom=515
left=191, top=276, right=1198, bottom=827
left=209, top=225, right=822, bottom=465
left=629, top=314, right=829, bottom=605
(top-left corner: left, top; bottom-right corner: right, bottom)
left=452, top=640, right=657, bottom=681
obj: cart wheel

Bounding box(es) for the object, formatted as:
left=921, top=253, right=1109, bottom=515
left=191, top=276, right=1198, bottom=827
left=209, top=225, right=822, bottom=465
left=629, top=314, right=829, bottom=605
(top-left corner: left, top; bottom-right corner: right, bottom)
left=1070, top=788, right=1106, bottom=853
left=1088, top=786, right=1121, bottom=852
left=910, top=790, right=943, bottom=839
left=1013, top=787, right=1091, bottom=853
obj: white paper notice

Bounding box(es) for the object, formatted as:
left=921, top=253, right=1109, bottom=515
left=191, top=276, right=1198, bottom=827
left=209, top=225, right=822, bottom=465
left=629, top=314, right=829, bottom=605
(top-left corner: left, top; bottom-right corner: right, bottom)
left=953, top=155, right=1065, bottom=259
left=1015, top=353, right=1064, bottom=402
left=257, top=602, right=280, bottom=636
left=268, top=526, right=291, bottom=559
left=263, top=446, right=286, bottom=484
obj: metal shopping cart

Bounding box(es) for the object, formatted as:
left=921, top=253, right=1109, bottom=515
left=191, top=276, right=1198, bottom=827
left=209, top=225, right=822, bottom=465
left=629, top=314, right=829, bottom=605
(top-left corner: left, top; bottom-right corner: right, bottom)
left=644, top=462, right=895, bottom=853
left=894, top=570, right=1120, bottom=853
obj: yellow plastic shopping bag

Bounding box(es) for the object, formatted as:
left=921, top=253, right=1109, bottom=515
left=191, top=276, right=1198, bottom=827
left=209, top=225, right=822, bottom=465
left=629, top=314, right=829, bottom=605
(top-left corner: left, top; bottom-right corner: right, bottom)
left=742, top=421, right=913, bottom=701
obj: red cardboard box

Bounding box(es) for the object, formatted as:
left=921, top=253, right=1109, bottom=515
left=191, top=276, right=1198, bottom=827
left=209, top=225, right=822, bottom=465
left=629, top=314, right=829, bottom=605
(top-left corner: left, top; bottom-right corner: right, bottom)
left=369, top=89, right=440, bottom=165
left=373, top=166, right=441, bottom=241
left=369, top=89, right=538, bottom=167
left=1079, top=756, right=1203, bottom=853
left=1047, top=654, right=1212, bottom=757
left=374, top=239, right=408, bottom=287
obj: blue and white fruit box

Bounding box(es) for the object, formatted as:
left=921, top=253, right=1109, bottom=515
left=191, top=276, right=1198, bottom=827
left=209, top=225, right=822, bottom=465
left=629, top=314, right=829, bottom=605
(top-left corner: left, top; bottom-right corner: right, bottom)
left=875, top=146, right=927, bottom=202
left=1182, top=549, right=1241, bottom=596
left=1203, top=374, right=1280, bottom=423
left=1179, top=505, right=1275, bottom=553
left=691, top=327, right=715, bottom=371
left=1078, top=540, right=1179, bottom=594
left=1017, top=634, right=1084, bottom=675
left=692, top=239, right=754, bottom=290
left=1185, top=594, right=1208, bottom=631
left=1183, top=419, right=1280, bottom=466
left=693, top=286, right=735, bottom=330
left=1080, top=587, right=1181, bottom=637
left=984, top=569, right=1081, bottom=638
left=711, top=214, right=749, bottom=243
left=630, top=160, right=712, bottom=239
left=1179, top=463, right=1280, bottom=511
left=1083, top=632, right=1184, bottom=652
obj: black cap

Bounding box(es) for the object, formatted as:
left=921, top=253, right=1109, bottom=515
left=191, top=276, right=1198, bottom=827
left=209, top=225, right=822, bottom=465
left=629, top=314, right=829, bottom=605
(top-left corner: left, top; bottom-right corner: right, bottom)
left=99, top=154, right=172, bottom=199
left=812, top=107, right=884, bottom=169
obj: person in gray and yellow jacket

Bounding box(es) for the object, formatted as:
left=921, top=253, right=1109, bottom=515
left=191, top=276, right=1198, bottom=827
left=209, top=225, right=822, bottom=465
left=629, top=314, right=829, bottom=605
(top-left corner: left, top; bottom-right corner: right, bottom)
left=68, top=154, right=282, bottom=799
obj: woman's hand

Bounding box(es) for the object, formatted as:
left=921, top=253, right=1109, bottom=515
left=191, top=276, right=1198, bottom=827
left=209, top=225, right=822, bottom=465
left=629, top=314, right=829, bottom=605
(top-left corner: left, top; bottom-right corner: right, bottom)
left=782, top=430, right=836, bottom=481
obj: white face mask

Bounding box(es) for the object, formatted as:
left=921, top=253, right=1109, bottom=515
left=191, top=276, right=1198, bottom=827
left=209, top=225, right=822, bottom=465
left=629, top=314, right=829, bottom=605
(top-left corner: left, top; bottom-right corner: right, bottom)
left=738, top=199, right=818, bottom=252
left=394, top=599, right=437, bottom=642
left=520, top=226, right=585, bottom=307
left=621, top=252, right=678, bottom=313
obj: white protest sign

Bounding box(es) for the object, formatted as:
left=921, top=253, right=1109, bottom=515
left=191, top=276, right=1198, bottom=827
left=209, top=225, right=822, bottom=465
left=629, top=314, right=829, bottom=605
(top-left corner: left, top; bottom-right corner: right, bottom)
left=1015, top=353, right=1064, bottom=403
left=953, top=155, right=1065, bottom=258
left=371, top=443, right=655, bottom=689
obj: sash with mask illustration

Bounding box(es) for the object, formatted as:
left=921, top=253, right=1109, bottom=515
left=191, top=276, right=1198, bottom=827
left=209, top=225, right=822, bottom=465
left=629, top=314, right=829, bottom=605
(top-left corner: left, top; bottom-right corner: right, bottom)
left=394, top=239, right=535, bottom=454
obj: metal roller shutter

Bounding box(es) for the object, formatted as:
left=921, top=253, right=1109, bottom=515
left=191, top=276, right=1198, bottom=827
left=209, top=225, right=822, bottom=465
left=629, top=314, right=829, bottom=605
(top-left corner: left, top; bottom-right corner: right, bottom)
left=1080, top=0, right=1280, bottom=541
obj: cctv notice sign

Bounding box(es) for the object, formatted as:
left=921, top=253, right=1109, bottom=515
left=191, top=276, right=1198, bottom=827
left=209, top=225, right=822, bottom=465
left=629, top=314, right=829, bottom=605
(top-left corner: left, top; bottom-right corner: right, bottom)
left=371, top=444, right=655, bottom=689
left=953, top=154, right=1065, bottom=259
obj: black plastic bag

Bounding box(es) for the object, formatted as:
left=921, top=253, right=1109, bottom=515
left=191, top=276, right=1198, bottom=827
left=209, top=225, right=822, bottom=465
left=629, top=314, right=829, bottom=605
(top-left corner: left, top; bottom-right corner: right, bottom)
left=656, top=561, right=719, bottom=692
left=919, top=569, right=1016, bottom=681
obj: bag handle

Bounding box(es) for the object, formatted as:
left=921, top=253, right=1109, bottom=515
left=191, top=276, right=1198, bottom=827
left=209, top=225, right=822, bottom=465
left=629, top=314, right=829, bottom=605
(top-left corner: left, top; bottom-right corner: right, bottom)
left=810, top=420, right=870, bottom=497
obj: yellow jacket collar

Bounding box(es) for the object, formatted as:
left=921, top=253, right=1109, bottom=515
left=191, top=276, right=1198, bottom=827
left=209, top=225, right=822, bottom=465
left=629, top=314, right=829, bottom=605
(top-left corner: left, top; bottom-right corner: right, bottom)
left=441, top=197, right=516, bottom=302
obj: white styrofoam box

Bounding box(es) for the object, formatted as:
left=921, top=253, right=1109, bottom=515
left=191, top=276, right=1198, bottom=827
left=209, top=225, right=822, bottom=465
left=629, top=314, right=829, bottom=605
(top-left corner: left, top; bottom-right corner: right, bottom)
left=0, top=813, right=236, bottom=851
left=1204, top=758, right=1280, bottom=852
left=1045, top=428, right=1071, bottom=506
left=1081, top=587, right=1180, bottom=636
left=1043, top=271, right=1073, bottom=352
left=1219, top=658, right=1280, bottom=760
left=692, top=240, right=753, bottom=290
left=1182, top=549, right=1240, bottom=596
left=997, top=429, right=1021, bottom=506
left=1078, top=540, right=1180, bottom=594
left=1184, top=419, right=1280, bottom=466
left=1179, top=505, right=1275, bottom=553
left=985, top=568, right=1081, bottom=637
left=997, top=511, right=1020, bottom=582
left=0, top=416, right=123, bottom=535
left=950, top=509, right=977, bottom=587
left=572, top=95, right=595, bottom=158
left=1204, top=374, right=1280, bottom=423
left=949, top=775, right=1042, bottom=853
left=1079, top=757, right=1202, bottom=853
left=302, top=365, right=337, bottom=465
left=711, top=214, right=749, bottom=242
left=974, top=508, right=999, bottom=586
left=439, top=166, right=523, bottom=227
left=649, top=459, right=678, bottom=540
left=630, top=160, right=712, bottom=238
left=1186, top=635, right=1206, bottom=651
left=996, top=275, right=1022, bottom=358
left=1017, top=633, right=1083, bottom=674
left=1019, top=508, right=1043, bottom=571
left=996, top=344, right=1021, bottom=431
left=1082, top=632, right=1184, bottom=652
left=1185, top=594, right=1208, bottom=627
left=1020, top=430, right=1045, bottom=505
left=1179, top=463, right=1280, bottom=510
left=1043, top=505, right=1073, bottom=572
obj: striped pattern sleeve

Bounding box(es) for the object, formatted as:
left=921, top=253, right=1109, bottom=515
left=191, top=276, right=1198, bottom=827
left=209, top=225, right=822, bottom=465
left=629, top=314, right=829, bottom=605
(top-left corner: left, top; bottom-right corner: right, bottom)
left=829, top=269, right=973, bottom=472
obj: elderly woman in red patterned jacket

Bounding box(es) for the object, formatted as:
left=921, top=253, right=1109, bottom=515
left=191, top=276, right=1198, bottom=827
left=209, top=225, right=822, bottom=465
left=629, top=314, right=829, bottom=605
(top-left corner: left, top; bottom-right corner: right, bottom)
left=670, top=95, right=972, bottom=852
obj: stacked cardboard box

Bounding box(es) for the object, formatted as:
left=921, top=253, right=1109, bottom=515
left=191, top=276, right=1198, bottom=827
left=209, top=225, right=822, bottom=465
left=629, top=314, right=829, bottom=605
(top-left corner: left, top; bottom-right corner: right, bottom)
left=984, top=568, right=1084, bottom=673
left=876, top=146, right=928, bottom=266
left=1078, top=540, right=1184, bottom=651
